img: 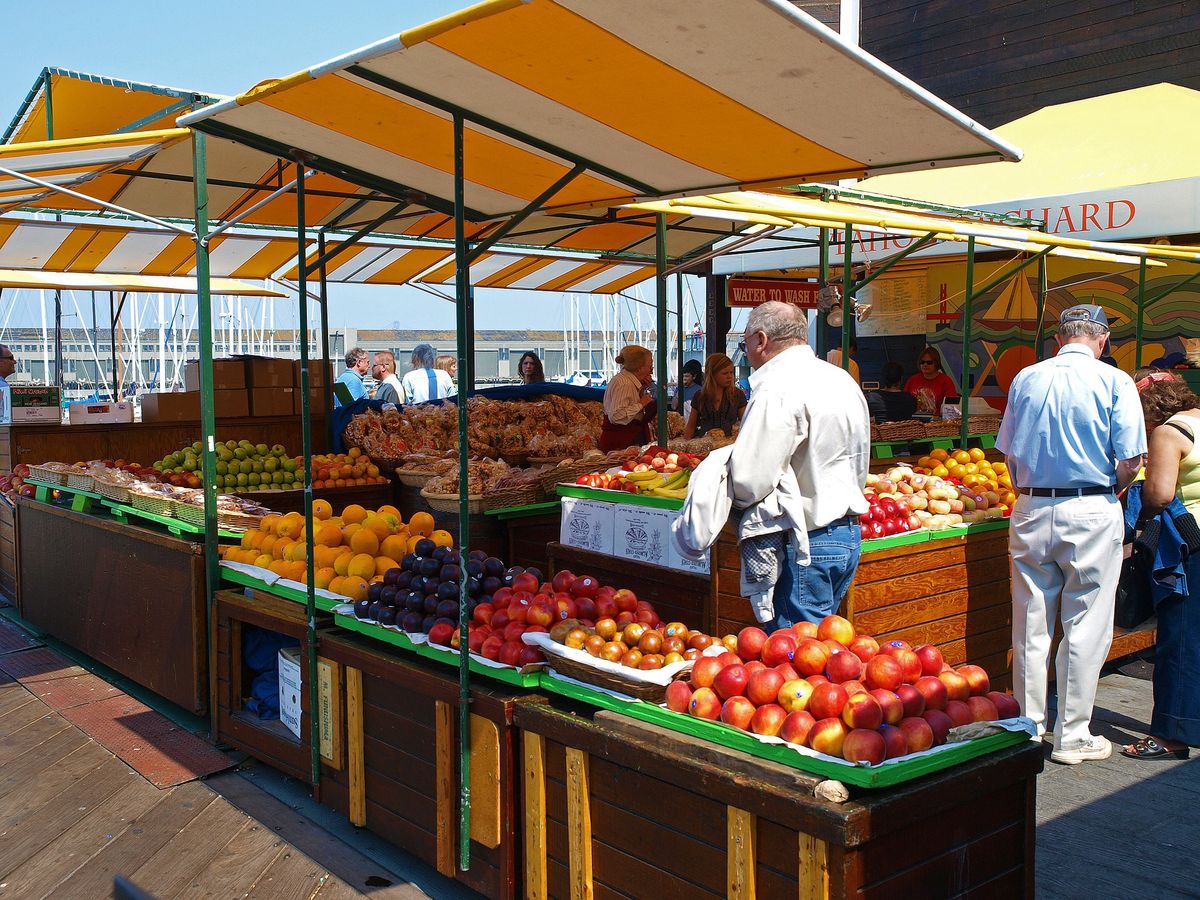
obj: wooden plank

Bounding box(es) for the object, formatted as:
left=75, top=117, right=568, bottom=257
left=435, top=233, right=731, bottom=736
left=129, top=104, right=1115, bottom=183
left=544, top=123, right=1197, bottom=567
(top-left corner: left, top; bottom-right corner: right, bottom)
left=346, top=665, right=366, bottom=827
left=244, top=847, right=337, bottom=899
left=524, top=731, right=549, bottom=900
left=853, top=581, right=1011, bottom=632
left=852, top=556, right=1011, bottom=611
left=171, top=818, right=286, bottom=899
left=434, top=699, right=455, bottom=878
left=565, top=747, right=594, bottom=900
left=0, top=740, right=117, bottom=833
left=0, top=724, right=90, bottom=802
left=469, top=712, right=501, bottom=850
left=727, top=806, right=755, bottom=900
left=798, top=832, right=830, bottom=900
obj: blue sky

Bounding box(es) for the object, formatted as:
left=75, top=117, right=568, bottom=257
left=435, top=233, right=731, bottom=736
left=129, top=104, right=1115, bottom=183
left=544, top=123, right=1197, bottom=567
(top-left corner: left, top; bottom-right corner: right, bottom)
left=0, top=1, right=706, bottom=335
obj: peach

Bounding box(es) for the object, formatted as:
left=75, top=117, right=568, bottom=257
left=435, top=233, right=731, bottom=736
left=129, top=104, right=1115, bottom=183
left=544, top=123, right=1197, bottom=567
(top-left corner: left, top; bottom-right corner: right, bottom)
left=817, top=614, right=855, bottom=645
left=896, top=683, right=926, bottom=718
left=808, top=717, right=848, bottom=757
left=841, top=680, right=868, bottom=696
left=806, top=674, right=830, bottom=688
left=826, top=651, right=864, bottom=683
left=743, top=660, right=767, bottom=675
left=716, top=651, right=741, bottom=668
left=944, top=700, right=973, bottom=728
left=690, top=656, right=724, bottom=689
left=791, top=621, right=819, bottom=640
left=879, top=723, right=909, bottom=759
left=749, top=703, right=788, bottom=737
left=965, top=696, right=999, bottom=723
left=777, top=678, right=815, bottom=713
left=792, top=638, right=831, bottom=676
left=922, top=709, right=953, bottom=745
left=987, top=691, right=1022, bottom=719
left=736, top=626, right=768, bottom=661
left=665, top=680, right=692, bottom=713
left=720, top=696, right=756, bottom=730
left=889, top=648, right=923, bottom=683
left=914, top=675, right=949, bottom=711
left=841, top=692, right=884, bottom=730
left=847, top=635, right=880, bottom=663
left=938, top=670, right=971, bottom=702
left=747, top=668, right=786, bottom=707
left=712, top=664, right=750, bottom=701
left=774, top=662, right=800, bottom=683
left=761, top=631, right=797, bottom=668
left=957, top=664, right=991, bottom=696
left=779, top=710, right=817, bottom=746
left=869, top=688, right=904, bottom=725
left=913, top=643, right=944, bottom=677
left=899, top=716, right=934, bottom=753
left=864, top=654, right=904, bottom=692
left=879, top=639, right=913, bottom=654
left=842, top=728, right=886, bottom=765
left=688, top=687, right=721, bottom=720
left=808, top=682, right=849, bottom=720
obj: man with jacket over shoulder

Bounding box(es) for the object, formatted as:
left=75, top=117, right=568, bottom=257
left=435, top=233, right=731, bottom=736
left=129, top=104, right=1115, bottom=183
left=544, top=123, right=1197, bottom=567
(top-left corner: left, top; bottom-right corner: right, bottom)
left=998, top=304, right=1146, bottom=765
left=728, top=301, right=870, bottom=629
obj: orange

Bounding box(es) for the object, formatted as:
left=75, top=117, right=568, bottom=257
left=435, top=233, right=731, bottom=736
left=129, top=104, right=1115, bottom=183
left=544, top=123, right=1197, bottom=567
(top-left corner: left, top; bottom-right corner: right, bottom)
left=968, top=447, right=986, bottom=462
left=931, top=464, right=949, bottom=478
left=377, top=504, right=402, bottom=521
left=409, top=511, right=435, bottom=537
left=239, top=531, right=256, bottom=551
left=315, top=523, right=343, bottom=548
left=430, top=529, right=453, bottom=549
left=312, top=545, right=338, bottom=569
left=349, top=528, right=380, bottom=556
left=930, top=448, right=949, bottom=462
left=407, top=534, right=424, bottom=555
left=341, top=577, right=369, bottom=602
left=286, top=560, right=307, bottom=581
left=380, top=535, right=409, bottom=562
left=285, top=541, right=307, bottom=563
left=312, top=498, right=333, bottom=520
left=260, top=513, right=282, bottom=534
left=276, top=516, right=301, bottom=539
left=273, top=538, right=294, bottom=560
left=269, top=559, right=291, bottom=576
left=348, top=446, right=362, bottom=459
left=333, top=550, right=354, bottom=576
left=341, top=504, right=367, bottom=525
left=314, top=566, right=336, bottom=589
left=370, top=574, right=385, bottom=584
left=917, top=456, right=935, bottom=470
left=327, top=575, right=346, bottom=597
left=375, top=556, right=401, bottom=577
left=347, top=553, right=376, bottom=579
left=254, top=553, right=274, bottom=569
left=952, top=449, right=971, bottom=465
left=361, top=514, right=392, bottom=540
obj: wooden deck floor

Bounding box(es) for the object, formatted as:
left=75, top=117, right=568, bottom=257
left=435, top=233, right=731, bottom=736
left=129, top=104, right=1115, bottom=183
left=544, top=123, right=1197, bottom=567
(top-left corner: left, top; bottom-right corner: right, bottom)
left=0, top=670, right=430, bottom=899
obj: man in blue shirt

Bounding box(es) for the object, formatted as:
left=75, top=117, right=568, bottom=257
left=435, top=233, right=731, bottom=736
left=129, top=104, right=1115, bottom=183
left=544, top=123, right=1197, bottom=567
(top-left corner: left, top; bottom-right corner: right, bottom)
left=334, top=347, right=369, bottom=408
left=998, top=304, right=1146, bottom=765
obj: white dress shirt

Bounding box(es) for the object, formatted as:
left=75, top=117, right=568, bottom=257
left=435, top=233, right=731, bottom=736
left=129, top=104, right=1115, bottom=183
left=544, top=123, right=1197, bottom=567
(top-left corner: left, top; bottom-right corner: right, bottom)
left=603, top=368, right=645, bottom=425
left=729, top=344, right=870, bottom=529
left=402, top=367, right=456, bottom=403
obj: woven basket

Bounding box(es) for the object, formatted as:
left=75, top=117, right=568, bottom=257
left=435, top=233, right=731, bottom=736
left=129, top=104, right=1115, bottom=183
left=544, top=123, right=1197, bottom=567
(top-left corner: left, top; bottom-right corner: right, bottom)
left=28, top=464, right=66, bottom=485
left=483, top=483, right=542, bottom=512
left=876, top=420, right=927, bottom=442
left=395, top=468, right=437, bottom=488
left=93, top=479, right=133, bottom=503
left=66, top=472, right=95, bottom=492
left=499, top=451, right=531, bottom=467
left=544, top=653, right=672, bottom=703
left=924, top=419, right=962, bottom=438
left=968, top=415, right=1003, bottom=435
left=420, top=488, right=484, bottom=514
left=528, top=456, right=567, bottom=466
left=539, top=460, right=604, bottom=494
left=130, top=492, right=177, bottom=517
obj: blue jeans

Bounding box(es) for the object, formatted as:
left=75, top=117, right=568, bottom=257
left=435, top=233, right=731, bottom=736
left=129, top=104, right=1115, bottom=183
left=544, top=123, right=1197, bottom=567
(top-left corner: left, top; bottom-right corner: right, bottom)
left=771, top=518, right=861, bottom=629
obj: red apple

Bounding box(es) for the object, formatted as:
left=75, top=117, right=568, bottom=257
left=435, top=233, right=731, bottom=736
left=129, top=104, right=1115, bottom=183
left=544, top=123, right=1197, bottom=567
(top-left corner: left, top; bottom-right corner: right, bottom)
left=808, top=682, right=849, bottom=720
left=777, top=678, right=815, bottom=713
left=957, top=664, right=991, bottom=696
left=688, top=687, right=722, bottom=720
left=525, top=602, right=554, bottom=628
left=550, top=570, right=575, bottom=593
left=791, top=621, right=819, bottom=640
left=427, top=622, right=455, bottom=646
left=721, top=696, right=757, bottom=731
left=792, top=638, right=831, bottom=676
left=749, top=703, right=787, bottom=737
left=806, top=674, right=830, bottom=688
left=774, top=662, right=800, bottom=683
left=896, top=683, right=926, bottom=718
left=574, top=597, right=598, bottom=621
left=713, top=664, right=750, bottom=701
left=779, top=710, right=817, bottom=746
left=503, top=621, right=526, bottom=643
left=761, top=631, right=797, bottom=668
left=743, top=660, right=767, bottom=676
left=922, top=709, right=953, bottom=745
left=965, top=696, right=999, bottom=723
left=690, top=656, right=724, bottom=689
left=491, top=587, right=513, bottom=609
left=888, top=648, right=923, bottom=684
left=822, top=639, right=849, bottom=656
left=869, top=689, right=904, bottom=726
left=736, top=626, right=768, bottom=661
left=611, top=587, right=637, bottom=611
left=841, top=680, right=868, bottom=696
left=594, top=597, right=618, bottom=619
left=554, top=597, right=579, bottom=622
left=480, top=635, right=503, bottom=661
left=879, top=639, right=913, bottom=654
left=842, top=728, right=886, bottom=765
left=826, top=651, right=863, bottom=683
left=938, top=670, right=971, bottom=702
left=944, top=700, right=973, bottom=728
left=512, top=572, right=540, bottom=594
left=499, top=641, right=523, bottom=666
left=517, top=646, right=544, bottom=666
left=987, top=691, right=1021, bottom=719
left=808, top=718, right=849, bottom=757
left=899, top=716, right=934, bottom=753
left=841, top=692, right=884, bottom=730
left=716, top=651, right=741, bottom=668
left=817, top=614, right=855, bottom=645
left=571, top=575, right=600, bottom=599
left=914, top=675, right=949, bottom=711
left=472, top=603, right=495, bottom=626
left=879, top=724, right=909, bottom=760
left=864, top=654, right=904, bottom=692
left=913, top=643, right=944, bottom=677
left=665, top=680, right=693, bottom=713
left=746, top=668, right=786, bottom=707
left=847, top=635, right=880, bottom=663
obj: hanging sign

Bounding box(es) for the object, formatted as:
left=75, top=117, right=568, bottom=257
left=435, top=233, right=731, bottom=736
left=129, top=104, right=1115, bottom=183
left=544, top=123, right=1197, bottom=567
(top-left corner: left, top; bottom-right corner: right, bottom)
left=726, top=277, right=821, bottom=308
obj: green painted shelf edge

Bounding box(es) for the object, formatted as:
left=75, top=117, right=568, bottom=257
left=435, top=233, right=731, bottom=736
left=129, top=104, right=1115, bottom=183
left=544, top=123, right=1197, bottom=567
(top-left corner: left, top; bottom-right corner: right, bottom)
left=860, top=518, right=1009, bottom=553
left=99, top=498, right=243, bottom=540
left=870, top=431, right=998, bottom=458
left=219, top=567, right=340, bottom=612
left=536, top=673, right=1030, bottom=789
left=484, top=501, right=560, bottom=520
left=555, top=484, right=683, bottom=510
left=26, top=477, right=102, bottom=501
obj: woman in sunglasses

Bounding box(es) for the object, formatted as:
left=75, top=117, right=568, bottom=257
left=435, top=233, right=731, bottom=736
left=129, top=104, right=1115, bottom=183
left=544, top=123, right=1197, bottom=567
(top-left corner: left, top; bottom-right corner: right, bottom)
left=905, top=347, right=958, bottom=417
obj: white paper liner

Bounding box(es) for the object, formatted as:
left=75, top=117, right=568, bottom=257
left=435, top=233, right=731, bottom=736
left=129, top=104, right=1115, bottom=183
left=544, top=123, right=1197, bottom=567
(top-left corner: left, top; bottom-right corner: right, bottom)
left=522, top=631, right=723, bottom=685
left=220, top=560, right=281, bottom=584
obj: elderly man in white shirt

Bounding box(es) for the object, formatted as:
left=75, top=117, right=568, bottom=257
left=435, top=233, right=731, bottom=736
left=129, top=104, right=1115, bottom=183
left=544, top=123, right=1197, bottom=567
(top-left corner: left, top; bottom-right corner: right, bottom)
left=729, top=302, right=870, bottom=628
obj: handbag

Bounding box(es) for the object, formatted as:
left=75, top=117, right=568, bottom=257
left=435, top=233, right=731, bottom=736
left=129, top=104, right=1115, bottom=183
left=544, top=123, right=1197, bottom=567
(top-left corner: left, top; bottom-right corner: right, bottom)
left=1114, top=544, right=1155, bottom=629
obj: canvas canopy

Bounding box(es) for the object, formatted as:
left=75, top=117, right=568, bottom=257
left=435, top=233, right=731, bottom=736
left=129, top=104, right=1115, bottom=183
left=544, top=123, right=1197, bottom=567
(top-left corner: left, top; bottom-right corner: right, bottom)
left=0, top=268, right=283, bottom=295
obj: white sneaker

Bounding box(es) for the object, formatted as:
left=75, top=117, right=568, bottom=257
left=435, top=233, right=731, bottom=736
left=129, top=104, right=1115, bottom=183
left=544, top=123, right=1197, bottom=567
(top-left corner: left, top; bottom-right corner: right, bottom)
left=1051, top=735, right=1111, bottom=765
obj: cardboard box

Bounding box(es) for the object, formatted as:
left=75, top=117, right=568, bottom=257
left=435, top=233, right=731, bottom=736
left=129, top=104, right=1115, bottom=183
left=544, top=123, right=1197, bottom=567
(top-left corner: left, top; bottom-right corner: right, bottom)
left=10, top=386, right=61, bottom=424
left=183, top=358, right=247, bottom=392
left=559, top=497, right=615, bottom=556
left=140, top=390, right=250, bottom=422
left=612, top=504, right=674, bottom=568
left=68, top=401, right=134, bottom=425
left=293, top=358, right=328, bottom=387
left=293, top=387, right=330, bottom=416
left=250, top=387, right=296, bottom=417
left=668, top=519, right=711, bottom=575
left=278, top=647, right=302, bottom=740
left=244, top=356, right=295, bottom=388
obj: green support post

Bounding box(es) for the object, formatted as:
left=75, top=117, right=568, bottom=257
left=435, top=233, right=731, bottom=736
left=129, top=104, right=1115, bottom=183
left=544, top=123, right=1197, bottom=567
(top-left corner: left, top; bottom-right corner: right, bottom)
left=452, top=112, right=473, bottom=873
left=656, top=215, right=669, bottom=447
left=960, top=237, right=976, bottom=449
left=841, top=224, right=852, bottom=371
left=1135, top=257, right=1147, bottom=369
left=676, top=273, right=684, bottom=405
left=43, top=69, right=64, bottom=393
left=295, top=162, right=321, bottom=788
left=818, top=227, right=829, bottom=358
left=191, top=132, right=221, bottom=737
left=1035, top=246, right=1048, bottom=362
left=318, top=233, right=333, bottom=447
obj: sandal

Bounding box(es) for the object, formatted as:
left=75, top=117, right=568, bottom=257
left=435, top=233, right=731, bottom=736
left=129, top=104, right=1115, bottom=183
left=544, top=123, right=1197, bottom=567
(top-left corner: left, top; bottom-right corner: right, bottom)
left=1121, top=737, right=1190, bottom=760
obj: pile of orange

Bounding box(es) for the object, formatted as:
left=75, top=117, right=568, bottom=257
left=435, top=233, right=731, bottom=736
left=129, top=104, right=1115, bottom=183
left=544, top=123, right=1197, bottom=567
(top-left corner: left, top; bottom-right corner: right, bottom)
left=309, top=447, right=388, bottom=489
left=218, top=502, right=454, bottom=600
left=915, top=447, right=1016, bottom=508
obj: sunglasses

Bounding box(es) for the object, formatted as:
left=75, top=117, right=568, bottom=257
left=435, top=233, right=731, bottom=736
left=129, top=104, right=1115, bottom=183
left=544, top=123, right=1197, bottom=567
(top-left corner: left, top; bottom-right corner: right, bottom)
left=737, top=339, right=747, bottom=354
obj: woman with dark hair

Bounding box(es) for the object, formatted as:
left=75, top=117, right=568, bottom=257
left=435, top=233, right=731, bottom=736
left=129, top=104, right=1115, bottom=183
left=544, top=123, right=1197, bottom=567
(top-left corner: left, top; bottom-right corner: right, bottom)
left=672, top=359, right=703, bottom=414
left=905, top=346, right=958, bottom=416
left=518, top=351, right=545, bottom=385
left=866, top=362, right=918, bottom=422
left=684, top=353, right=746, bottom=439
left=1122, top=375, right=1200, bottom=759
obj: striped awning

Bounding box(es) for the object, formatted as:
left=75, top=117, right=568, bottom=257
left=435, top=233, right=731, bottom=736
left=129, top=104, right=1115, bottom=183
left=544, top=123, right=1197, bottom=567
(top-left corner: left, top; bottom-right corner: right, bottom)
left=0, top=216, right=304, bottom=278
left=0, top=130, right=190, bottom=213
left=179, top=0, right=1020, bottom=222
left=0, top=269, right=284, bottom=296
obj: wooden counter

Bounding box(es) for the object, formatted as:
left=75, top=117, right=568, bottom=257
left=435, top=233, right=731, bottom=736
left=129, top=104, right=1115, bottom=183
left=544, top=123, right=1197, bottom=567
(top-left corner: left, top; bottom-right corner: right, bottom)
left=16, top=497, right=208, bottom=713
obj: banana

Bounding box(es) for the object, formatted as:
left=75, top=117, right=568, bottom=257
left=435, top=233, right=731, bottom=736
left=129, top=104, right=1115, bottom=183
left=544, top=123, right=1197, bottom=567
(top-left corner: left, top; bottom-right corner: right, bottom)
left=624, top=470, right=663, bottom=482
left=661, top=469, right=690, bottom=488
left=647, top=486, right=689, bottom=500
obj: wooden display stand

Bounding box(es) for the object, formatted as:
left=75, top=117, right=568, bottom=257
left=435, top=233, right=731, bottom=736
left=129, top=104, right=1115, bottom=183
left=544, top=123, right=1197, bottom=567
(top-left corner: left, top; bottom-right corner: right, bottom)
left=517, top=700, right=1042, bottom=898
left=16, top=497, right=208, bottom=713
left=0, top=498, right=17, bottom=604
left=394, top=481, right=507, bottom=559
left=500, top=506, right=562, bottom=573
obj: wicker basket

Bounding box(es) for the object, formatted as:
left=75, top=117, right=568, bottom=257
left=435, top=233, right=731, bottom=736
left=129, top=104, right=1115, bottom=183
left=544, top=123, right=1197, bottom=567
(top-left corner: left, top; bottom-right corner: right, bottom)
left=483, top=483, right=542, bottom=512
left=543, top=653, right=673, bottom=703
left=65, top=471, right=95, bottom=492
left=876, top=420, right=928, bottom=442
left=499, top=451, right=531, bottom=467
left=528, top=456, right=567, bottom=466
left=539, top=460, right=605, bottom=494
left=395, top=468, right=437, bottom=488
left=924, top=419, right=962, bottom=438
left=420, top=488, right=484, bottom=514
left=27, top=464, right=66, bottom=485
left=968, top=415, right=1003, bottom=435
left=176, top=504, right=260, bottom=532
left=93, top=479, right=133, bottom=504
left=130, top=492, right=177, bottom=517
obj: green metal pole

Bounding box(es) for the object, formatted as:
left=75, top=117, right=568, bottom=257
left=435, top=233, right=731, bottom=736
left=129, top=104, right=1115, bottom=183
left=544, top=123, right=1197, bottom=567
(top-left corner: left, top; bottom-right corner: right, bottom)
left=452, top=112, right=473, bottom=873
left=191, top=132, right=220, bottom=737
left=676, top=273, right=684, bottom=407
left=818, top=227, right=830, bottom=358
left=318, top=233, right=333, bottom=448
left=655, top=214, right=669, bottom=447
left=295, top=162, right=320, bottom=788
left=960, top=237, right=976, bottom=448
left=1135, top=257, right=1147, bottom=369
left=44, top=69, right=63, bottom=394
left=841, top=224, right=852, bottom=371
left=1035, top=246, right=1048, bottom=362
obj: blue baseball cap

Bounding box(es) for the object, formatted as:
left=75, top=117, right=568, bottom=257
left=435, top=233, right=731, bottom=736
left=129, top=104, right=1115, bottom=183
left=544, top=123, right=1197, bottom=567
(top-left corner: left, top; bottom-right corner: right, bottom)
left=1060, top=304, right=1109, bottom=328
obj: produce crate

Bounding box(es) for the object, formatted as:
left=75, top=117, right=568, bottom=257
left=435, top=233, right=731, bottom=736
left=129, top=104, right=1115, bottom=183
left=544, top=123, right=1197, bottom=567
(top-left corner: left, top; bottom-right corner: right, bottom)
left=555, top=483, right=684, bottom=510
left=317, top=630, right=544, bottom=900
left=516, top=699, right=1042, bottom=899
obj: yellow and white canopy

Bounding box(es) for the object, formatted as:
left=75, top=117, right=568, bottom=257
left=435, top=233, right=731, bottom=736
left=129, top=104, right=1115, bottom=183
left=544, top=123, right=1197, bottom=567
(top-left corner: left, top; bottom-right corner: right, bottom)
left=0, top=269, right=284, bottom=296
left=180, top=0, right=1020, bottom=221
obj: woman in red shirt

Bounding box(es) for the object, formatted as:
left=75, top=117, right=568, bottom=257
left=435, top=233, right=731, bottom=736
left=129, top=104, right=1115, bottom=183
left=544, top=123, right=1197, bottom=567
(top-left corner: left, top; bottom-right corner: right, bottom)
left=905, top=347, right=958, bottom=417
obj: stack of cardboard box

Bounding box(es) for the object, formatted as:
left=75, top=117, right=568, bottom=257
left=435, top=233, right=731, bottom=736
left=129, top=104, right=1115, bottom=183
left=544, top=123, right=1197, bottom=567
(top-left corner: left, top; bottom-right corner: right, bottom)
left=141, top=357, right=331, bottom=423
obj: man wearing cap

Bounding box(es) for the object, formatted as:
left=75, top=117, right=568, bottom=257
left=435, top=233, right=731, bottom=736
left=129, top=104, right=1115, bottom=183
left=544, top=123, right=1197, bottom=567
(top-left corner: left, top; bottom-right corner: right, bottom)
left=997, top=304, right=1146, bottom=764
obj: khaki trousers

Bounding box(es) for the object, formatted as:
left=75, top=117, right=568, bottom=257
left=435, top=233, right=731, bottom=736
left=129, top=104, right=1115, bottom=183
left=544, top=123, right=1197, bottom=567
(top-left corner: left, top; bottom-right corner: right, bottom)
left=1009, top=493, right=1123, bottom=751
